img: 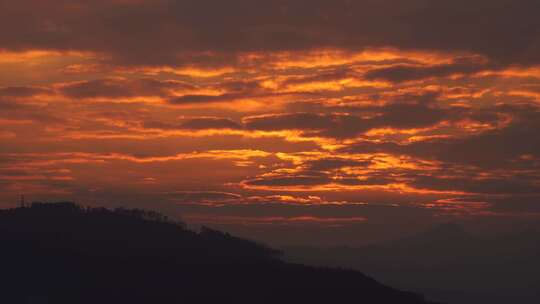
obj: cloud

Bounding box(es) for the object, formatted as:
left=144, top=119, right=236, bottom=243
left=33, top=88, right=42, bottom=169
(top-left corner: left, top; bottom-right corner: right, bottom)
left=0, top=86, right=52, bottom=97
left=244, top=113, right=339, bottom=132
left=2, top=0, right=540, bottom=245
left=167, top=191, right=242, bottom=204
left=340, top=105, right=540, bottom=167
left=0, top=150, right=271, bottom=167
left=305, top=158, right=371, bottom=171
left=245, top=174, right=332, bottom=187
left=372, top=103, right=449, bottom=129
left=364, top=59, right=490, bottom=83
left=143, top=118, right=242, bottom=130
left=243, top=103, right=452, bottom=139
left=180, top=118, right=243, bottom=130
left=167, top=80, right=273, bottom=106
left=2, top=0, right=540, bottom=67
left=0, top=99, right=68, bottom=125
left=244, top=112, right=374, bottom=139
left=409, top=175, right=540, bottom=195
left=168, top=93, right=244, bottom=105
left=182, top=214, right=367, bottom=226
left=409, top=107, right=540, bottom=168
left=60, top=78, right=193, bottom=99
left=239, top=152, right=368, bottom=189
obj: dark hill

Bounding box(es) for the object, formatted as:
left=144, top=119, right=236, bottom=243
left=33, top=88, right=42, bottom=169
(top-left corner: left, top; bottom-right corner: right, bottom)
left=0, top=202, right=437, bottom=304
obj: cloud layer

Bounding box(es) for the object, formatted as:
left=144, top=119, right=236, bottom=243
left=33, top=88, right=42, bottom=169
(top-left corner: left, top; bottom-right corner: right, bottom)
left=1, top=0, right=540, bottom=245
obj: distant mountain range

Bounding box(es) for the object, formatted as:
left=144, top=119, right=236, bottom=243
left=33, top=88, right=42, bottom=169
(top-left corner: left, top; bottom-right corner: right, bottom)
left=285, top=223, right=540, bottom=304
left=0, top=202, right=438, bottom=304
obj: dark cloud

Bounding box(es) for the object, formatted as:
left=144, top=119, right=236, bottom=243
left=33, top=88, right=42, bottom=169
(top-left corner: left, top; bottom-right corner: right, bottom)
left=410, top=108, right=540, bottom=168
left=0, top=99, right=25, bottom=111
left=306, top=158, right=371, bottom=171
left=143, top=118, right=242, bottom=130
left=400, top=0, right=540, bottom=66
left=341, top=105, right=540, bottom=168
left=385, top=91, right=441, bottom=105
left=220, top=80, right=263, bottom=92
left=2, top=0, right=540, bottom=66
left=244, top=113, right=338, bottom=132
left=373, top=103, right=448, bottom=129
left=332, top=106, right=540, bottom=196
left=167, top=191, right=242, bottom=203
left=168, top=93, right=244, bottom=105
left=410, top=175, right=540, bottom=195
left=282, top=68, right=355, bottom=86
left=364, top=59, right=490, bottom=83
left=167, top=81, right=273, bottom=105
left=0, top=86, right=52, bottom=97
left=244, top=103, right=451, bottom=138
left=244, top=171, right=393, bottom=188
left=141, top=121, right=180, bottom=130
left=244, top=112, right=375, bottom=139
left=246, top=174, right=331, bottom=187
left=60, top=78, right=193, bottom=99
left=0, top=100, right=68, bottom=125
left=180, top=118, right=243, bottom=130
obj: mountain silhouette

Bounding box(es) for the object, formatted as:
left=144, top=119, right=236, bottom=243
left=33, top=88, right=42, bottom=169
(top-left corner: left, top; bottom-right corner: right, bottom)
left=0, top=202, right=438, bottom=304
left=285, top=223, right=540, bottom=304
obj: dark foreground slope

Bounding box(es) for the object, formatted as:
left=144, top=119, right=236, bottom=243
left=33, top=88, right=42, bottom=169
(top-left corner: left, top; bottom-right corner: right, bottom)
left=0, top=202, right=436, bottom=304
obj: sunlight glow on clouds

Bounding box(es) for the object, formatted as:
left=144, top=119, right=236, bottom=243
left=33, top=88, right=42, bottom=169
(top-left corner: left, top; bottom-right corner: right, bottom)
left=1, top=0, right=540, bottom=243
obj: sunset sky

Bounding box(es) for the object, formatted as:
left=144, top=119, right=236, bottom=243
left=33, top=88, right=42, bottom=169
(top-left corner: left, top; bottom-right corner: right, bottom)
left=1, top=0, right=540, bottom=245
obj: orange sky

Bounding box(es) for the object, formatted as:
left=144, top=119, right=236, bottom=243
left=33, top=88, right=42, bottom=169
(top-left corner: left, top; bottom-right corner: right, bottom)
left=1, top=0, right=540, bottom=245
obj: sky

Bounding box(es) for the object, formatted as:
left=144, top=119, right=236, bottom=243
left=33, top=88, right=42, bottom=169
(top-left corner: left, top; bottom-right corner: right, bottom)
left=1, top=0, right=540, bottom=245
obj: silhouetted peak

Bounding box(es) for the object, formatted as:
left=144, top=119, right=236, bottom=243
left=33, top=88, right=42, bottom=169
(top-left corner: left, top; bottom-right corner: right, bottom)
left=0, top=202, right=281, bottom=263
left=0, top=202, right=437, bottom=304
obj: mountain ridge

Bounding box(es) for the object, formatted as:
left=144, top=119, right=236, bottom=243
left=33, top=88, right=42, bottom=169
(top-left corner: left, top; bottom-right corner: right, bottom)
left=0, top=201, right=439, bottom=304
